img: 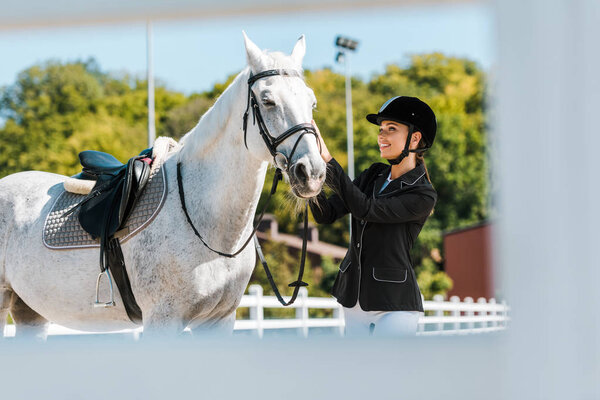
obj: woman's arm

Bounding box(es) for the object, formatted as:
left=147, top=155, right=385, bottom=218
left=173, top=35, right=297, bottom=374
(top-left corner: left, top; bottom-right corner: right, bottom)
left=310, top=120, right=435, bottom=224
left=309, top=120, right=343, bottom=224
left=309, top=191, right=348, bottom=224
left=325, top=158, right=436, bottom=224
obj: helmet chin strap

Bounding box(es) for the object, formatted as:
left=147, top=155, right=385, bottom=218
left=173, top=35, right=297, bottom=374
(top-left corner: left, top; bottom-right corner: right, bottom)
left=386, top=124, right=430, bottom=165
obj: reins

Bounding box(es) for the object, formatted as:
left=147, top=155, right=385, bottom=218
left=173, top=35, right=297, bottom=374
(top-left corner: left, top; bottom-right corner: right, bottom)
left=177, top=68, right=318, bottom=306
left=176, top=163, right=281, bottom=258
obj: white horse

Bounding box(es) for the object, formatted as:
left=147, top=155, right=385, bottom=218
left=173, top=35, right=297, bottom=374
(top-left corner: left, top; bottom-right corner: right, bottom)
left=0, top=33, right=326, bottom=339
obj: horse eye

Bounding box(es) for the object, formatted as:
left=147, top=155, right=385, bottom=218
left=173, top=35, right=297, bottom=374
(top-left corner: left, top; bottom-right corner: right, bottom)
left=262, top=97, right=276, bottom=107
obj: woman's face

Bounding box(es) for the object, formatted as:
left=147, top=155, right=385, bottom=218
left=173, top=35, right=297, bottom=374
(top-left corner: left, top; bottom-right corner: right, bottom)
left=378, top=120, right=410, bottom=159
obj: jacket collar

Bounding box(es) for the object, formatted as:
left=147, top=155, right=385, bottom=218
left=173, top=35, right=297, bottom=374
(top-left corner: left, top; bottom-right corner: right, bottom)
left=374, top=163, right=427, bottom=195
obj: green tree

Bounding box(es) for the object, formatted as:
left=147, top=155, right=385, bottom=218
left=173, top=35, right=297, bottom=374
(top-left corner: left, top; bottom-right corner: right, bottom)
left=0, top=59, right=188, bottom=177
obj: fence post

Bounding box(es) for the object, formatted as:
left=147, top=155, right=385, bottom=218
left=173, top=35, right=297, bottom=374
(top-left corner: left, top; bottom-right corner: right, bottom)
left=450, top=296, right=461, bottom=332
left=333, top=304, right=345, bottom=336
left=501, top=299, right=509, bottom=328
left=464, top=297, right=474, bottom=332
left=433, top=294, right=445, bottom=332
left=488, top=298, right=498, bottom=328
left=418, top=293, right=425, bottom=333
left=249, top=285, right=264, bottom=338
left=296, top=287, right=309, bottom=338
left=477, top=297, right=488, bottom=330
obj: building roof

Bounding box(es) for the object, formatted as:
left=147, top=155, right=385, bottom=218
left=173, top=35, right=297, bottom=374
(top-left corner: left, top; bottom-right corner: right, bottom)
left=442, top=219, right=494, bottom=237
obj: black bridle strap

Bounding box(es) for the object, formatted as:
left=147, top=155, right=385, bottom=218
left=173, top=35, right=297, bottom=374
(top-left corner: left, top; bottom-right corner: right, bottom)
left=177, top=162, right=282, bottom=258
left=177, top=162, right=309, bottom=305
left=254, top=202, right=309, bottom=307
left=179, top=68, right=316, bottom=307
left=247, top=69, right=303, bottom=86
left=243, top=69, right=318, bottom=158
left=249, top=94, right=318, bottom=159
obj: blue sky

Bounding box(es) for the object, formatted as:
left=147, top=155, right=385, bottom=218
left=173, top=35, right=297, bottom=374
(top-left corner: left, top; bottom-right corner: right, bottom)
left=0, top=3, right=493, bottom=94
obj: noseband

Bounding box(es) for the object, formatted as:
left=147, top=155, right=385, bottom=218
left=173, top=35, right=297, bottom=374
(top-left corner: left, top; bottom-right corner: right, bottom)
left=243, top=69, right=319, bottom=170
left=177, top=68, right=319, bottom=307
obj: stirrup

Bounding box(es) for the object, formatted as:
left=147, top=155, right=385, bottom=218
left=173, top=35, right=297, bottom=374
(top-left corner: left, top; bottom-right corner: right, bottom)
left=94, top=269, right=116, bottom=308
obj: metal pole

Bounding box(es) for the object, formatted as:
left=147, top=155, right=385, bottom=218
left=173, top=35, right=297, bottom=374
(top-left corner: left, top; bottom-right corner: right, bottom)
left=344, top=53, right=355, bottom=181
left=343, top=51, right=354, bottom=237
left=146, top=19, right=156, bottom=147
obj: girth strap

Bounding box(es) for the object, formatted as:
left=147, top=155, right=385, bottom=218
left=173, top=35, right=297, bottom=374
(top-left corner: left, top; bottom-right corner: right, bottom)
left=106, top=238, right=143, bottom=324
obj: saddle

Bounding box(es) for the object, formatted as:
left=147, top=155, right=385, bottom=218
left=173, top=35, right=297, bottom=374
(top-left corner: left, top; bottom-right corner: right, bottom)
left=76, top=149, right=152, bottom=239
left=69, top=148, right=153, bottom=324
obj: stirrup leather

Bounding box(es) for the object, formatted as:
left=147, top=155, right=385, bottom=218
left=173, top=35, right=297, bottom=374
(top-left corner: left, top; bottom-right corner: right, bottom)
left=94, top=269, right=116, bottom=308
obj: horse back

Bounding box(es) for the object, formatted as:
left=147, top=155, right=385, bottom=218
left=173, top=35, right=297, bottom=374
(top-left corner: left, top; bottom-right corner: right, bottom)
left=0, top=170, right=67, bottom=226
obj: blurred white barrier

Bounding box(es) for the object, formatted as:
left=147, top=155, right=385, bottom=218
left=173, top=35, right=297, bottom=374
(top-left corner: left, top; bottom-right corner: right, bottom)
left=3, top=284, right=509, bottom=338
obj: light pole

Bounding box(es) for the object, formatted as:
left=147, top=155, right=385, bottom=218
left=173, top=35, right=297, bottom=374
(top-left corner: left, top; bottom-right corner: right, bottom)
left=335, top=36, right=359, bottom=237
left=335, top=35, right=359, bottom=181
left=147, top=19, right=156, bottom=147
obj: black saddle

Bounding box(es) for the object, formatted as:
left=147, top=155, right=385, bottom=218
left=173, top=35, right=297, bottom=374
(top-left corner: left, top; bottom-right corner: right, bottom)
left=70, top=148, right=153, bottom=324
left=76, top=151, right=129, bottom=179
left=77, top=149, right=152, bottom=239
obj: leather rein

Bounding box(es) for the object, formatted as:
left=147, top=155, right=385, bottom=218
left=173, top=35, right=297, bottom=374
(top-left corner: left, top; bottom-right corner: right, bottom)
left=177, top=69, right=318, bottom=306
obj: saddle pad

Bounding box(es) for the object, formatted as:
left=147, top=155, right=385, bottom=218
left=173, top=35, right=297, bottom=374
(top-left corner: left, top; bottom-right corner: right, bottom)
left=43, top=165, right=167, bottom=250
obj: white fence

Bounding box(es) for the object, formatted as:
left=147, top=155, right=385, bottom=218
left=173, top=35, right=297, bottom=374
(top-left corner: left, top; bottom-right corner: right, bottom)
left=3, top=285, right=509, bottom=338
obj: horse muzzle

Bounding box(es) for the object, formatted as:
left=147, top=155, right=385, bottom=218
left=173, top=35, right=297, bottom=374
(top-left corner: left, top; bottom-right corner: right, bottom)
left=288, top=157, right=326, bottom=198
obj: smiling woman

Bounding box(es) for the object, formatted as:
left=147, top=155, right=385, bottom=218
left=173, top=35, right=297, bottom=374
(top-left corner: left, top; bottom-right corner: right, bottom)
left=310, top=95, right=437, bottom=337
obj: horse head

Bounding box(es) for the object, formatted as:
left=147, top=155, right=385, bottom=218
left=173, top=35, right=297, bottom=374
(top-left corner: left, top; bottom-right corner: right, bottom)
left=242, top=33, right=326, bottom=199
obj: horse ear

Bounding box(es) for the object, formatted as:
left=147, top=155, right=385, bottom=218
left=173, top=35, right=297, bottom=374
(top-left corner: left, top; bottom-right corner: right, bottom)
left=291, top=35, right=306, bottom=66
left=243, top=31, right=263, bottom=70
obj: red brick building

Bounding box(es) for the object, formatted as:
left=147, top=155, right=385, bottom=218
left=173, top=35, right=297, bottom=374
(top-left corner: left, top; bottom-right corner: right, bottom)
left=443, top=221, right=495, bottom=300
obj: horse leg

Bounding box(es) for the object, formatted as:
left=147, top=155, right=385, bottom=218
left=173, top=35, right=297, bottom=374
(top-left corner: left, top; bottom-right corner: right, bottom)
left=141, top=306, right=186, bottom=339
left=0, top=287, right=11, bottom=338
left=189, top=311, right=236, bottom=338
left=9, top=293, right=49, bottom=341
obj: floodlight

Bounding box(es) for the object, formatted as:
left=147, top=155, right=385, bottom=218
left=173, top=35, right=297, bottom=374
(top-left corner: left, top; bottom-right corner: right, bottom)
left=335, top=36, right=359, bottom=51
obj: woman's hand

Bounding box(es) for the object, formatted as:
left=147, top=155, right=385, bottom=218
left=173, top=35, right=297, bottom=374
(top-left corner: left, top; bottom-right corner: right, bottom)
left=312, top=120, right=332, bottom=162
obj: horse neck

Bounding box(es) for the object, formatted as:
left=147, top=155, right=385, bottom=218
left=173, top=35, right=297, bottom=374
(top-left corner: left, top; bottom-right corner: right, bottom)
left=176, top=69, right=269, bottom=251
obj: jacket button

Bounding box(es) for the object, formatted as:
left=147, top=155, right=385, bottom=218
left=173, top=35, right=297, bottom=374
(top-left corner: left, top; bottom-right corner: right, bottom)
left=360, top=220, right=365, bottom=225
left=357, top=243, right=361, bottom=248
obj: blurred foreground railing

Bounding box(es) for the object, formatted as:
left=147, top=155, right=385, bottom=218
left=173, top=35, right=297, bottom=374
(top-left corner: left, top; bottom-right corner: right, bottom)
left=3, top=285, right=509, bottom=338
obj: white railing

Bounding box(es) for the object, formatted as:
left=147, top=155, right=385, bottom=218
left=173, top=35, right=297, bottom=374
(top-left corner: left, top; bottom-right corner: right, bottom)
left=419, top=293, right=510, bottom=336
left=3, top=285, right=509, bottom=338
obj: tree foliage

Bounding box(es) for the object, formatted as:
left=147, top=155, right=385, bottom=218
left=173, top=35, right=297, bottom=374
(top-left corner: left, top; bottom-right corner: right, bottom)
left=0, top=59, right=186, bottom=176
left=0, top=54, right=489, bottom=300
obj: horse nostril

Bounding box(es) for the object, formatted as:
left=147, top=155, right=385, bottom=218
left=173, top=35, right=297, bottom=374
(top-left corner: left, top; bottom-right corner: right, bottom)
left=316, top=170, right=325, bottom=182
left=294, top=162, right=309, bottom=184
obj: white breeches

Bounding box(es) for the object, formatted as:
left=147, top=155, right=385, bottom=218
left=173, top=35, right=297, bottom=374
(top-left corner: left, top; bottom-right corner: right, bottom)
left=343, top=301, right=422, bottom=337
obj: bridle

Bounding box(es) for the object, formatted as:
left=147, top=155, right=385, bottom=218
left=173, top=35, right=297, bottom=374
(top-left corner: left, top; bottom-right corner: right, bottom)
left=243, top=69, right=319, bottom=169
left=177, top=68, right=319, bottom=306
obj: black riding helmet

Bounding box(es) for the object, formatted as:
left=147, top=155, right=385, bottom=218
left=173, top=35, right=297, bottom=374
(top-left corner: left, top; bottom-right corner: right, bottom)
left=366, top=96, right=437, bottom=165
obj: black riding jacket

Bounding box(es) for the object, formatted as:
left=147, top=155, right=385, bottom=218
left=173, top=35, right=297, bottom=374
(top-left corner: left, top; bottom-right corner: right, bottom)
left=310, top=158, right=437, bottom=312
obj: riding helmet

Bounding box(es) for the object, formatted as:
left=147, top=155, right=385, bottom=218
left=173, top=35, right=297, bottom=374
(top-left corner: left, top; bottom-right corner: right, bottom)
left=366, top=96, right=437, bottom=147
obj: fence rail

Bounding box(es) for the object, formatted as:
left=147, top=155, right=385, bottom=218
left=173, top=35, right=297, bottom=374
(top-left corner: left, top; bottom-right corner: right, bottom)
left=3, top=285, right=509, bottom=338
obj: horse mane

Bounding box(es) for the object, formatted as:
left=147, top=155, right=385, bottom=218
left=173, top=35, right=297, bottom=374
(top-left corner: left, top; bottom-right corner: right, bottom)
left=178, top=67, right=249, bottom=162
left=177, top=50, right=304, bottom=163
